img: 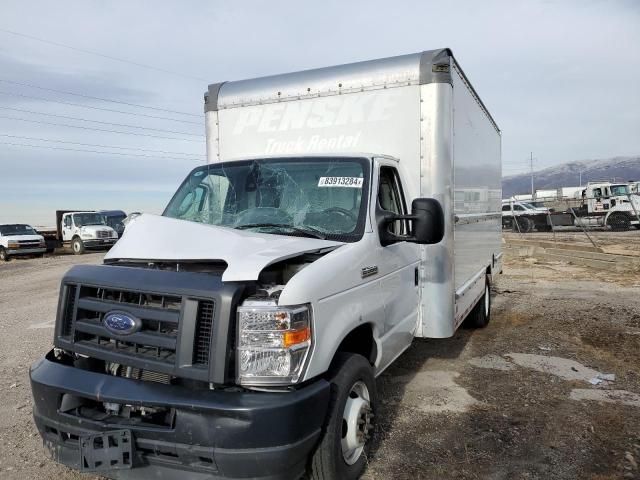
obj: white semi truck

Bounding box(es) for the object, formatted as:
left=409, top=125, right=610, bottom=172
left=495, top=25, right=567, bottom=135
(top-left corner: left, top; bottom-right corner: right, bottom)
left=30, top=49, right=502, bottom=480
left=570, top=182, right=640, bottom=230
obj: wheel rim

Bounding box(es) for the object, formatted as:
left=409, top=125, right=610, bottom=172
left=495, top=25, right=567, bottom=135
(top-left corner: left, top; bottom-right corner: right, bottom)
left=341, top=380, right=372, bottom=465
left=73, top=241, right=80, bottom=252
left=484, top=285, right=490, bottom=316
left=0, top=250, right=5, bottom=260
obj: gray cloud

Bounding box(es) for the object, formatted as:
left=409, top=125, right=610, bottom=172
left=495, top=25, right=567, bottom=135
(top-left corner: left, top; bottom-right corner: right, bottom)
left=0, top=0, right=639, bottom=224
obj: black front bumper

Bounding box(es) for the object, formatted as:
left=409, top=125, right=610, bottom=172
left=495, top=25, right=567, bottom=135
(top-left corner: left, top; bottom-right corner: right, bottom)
left=31, top=352, right=330, bottom=479
left=83, top=238, right=117, bottom=249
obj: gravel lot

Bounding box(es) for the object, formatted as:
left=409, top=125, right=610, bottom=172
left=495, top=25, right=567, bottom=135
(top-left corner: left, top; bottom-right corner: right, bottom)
left=1, top=239, right=639, bottom=480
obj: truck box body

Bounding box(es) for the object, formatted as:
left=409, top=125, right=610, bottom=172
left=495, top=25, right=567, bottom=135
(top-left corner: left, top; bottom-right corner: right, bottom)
left=30, top=49, right=502, bottom=480
left=205, top=49, right=502, bottom=338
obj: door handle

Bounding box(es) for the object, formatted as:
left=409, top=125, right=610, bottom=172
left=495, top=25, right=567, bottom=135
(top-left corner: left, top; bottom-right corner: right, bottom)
left=415, top=267, right=419, bottom=286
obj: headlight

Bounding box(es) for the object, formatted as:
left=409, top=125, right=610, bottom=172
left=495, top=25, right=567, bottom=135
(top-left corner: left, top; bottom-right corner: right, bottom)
left=7, top=241, right=19, bottom=248
left=237, top=303, right=312, bottom=386
left=81, top=233, right=92, bottom=239
left=39, top=239, right=46, bottom=247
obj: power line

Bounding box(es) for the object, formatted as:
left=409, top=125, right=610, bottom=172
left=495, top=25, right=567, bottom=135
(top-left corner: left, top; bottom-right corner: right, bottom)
left=0, top=115, right=204, bottom=142
left=0, top=90, right=202, bottom=125
left=0, top=106, right=202, bottom=136
left=0, top=27, right=208, bottom=83
left=0, top=134, right=205, bottom=157
left=0, top=78, right=202, bottom=117
left=0, top=141, right=203, bottom=162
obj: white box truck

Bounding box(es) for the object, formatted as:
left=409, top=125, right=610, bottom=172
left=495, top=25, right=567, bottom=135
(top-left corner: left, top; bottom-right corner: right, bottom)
left=30, top=49, right=501, bottom=480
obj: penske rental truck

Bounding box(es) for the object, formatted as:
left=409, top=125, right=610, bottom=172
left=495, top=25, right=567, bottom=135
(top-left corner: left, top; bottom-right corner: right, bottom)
left=30, top=49, right=502, bottom=480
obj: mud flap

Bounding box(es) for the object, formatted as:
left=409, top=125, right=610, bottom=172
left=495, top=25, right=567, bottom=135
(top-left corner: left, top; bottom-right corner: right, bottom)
left=79, top=429, right=133, bottom=472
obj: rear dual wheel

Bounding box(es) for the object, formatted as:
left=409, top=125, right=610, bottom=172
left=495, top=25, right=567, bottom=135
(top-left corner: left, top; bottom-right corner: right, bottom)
left=607, top=213, right=631, bottom=231
left=464, top=276, right=492, bottom=328
left=513, top=217, right=533, bottom=233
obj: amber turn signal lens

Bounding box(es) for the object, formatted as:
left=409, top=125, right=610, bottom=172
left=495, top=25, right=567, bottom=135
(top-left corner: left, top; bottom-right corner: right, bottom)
left=283, top=326, right=311, bottom=348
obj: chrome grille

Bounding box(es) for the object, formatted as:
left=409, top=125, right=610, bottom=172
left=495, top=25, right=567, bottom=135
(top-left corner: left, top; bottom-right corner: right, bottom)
left=96, top=230, right=111, bottom=238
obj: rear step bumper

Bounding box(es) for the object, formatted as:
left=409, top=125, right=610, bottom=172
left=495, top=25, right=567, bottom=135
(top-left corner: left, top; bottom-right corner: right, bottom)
left=30, top=351, right=330, bottom=479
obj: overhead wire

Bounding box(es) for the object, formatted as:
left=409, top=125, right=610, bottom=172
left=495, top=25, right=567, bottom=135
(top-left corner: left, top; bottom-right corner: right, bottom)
left=0, top=115, right=204, bottom=142
left=0, top=105, right=202, bottom=136
left=0, top=141, right=204, bottom=162
left=0, top=134, right=205, bottom=157
left=0, top=78, right=202, bottom=117
left=0, top=27, right=208, bottom=82
left=0, top=90, right=202, bottom=125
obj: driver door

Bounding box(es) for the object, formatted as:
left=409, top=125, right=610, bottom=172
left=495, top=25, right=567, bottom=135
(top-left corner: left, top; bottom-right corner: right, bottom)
left=62, top=216, right=73, bottom=241
left=374, top=159, right=421, bottom=369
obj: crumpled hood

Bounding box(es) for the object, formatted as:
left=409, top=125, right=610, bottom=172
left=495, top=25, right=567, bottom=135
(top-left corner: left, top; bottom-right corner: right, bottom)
left=105, top=214, right=343, bottom=282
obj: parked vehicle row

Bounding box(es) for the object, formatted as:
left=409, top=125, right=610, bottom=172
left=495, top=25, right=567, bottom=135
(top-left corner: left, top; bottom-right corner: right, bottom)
left=1, top=209, right=129, bottom=261
left=503, top=181, right=640, bottom=232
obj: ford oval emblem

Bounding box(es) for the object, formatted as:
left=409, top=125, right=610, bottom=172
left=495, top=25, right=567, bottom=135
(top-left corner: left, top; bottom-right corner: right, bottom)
left=103, top=311, right=141, bottom=335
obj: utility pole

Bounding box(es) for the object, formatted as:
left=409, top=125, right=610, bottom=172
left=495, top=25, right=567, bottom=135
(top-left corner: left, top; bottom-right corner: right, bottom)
left=530, top=152, right=534, bottom=197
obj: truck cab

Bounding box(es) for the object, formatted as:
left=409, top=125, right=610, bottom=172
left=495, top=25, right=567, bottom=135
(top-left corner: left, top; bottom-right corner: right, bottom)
left=60, top=211, right=119, bottom=254
left=575, top=182, right=640, bottom=230
left=0, top=224, right=46, bottom=261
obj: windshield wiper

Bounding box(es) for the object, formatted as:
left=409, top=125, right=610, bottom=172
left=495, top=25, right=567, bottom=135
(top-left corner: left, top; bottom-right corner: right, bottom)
left=235, top=223, right=327, bottom=240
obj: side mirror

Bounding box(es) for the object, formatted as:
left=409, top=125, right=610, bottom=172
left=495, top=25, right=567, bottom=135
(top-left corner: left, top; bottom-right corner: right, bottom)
left=377, top=197, right=445, bottom=246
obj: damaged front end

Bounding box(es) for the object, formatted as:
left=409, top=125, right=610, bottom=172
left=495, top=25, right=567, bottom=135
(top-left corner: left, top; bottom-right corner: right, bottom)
left=30, top=260, right=330, bottom=479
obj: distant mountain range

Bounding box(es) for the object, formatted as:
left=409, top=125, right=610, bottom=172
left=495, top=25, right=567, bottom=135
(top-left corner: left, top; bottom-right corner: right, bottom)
left=502, top=155, right=640, bottom=198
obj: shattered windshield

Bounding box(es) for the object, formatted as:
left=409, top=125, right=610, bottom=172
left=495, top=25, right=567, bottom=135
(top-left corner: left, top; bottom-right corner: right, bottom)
left=163, top=157, right=370, bottom=242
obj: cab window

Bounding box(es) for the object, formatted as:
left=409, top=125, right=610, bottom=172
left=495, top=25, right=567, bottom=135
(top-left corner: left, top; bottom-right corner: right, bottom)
left=378, top=166, right=407, bottom=235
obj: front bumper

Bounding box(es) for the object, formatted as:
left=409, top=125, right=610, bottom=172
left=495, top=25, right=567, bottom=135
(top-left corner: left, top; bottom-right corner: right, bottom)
left=30, top=351, right=330, bottom=479
left=6, top=247, right=46, bottom=255
left=83, top=238, right=117, bottom=248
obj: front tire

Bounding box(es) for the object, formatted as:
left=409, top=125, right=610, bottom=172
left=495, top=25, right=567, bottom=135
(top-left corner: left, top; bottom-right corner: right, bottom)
left=0, top=247, right=9, bottom=262
left=464, top=276, right=491, bottom=328
left=310, top=353, right=376, bottom=480
left=72, top=237, right=85, bottom=255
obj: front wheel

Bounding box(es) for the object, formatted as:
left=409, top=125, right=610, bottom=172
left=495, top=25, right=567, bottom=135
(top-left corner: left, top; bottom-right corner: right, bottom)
left=0, top=247, right=9, bottom=262
left=71, top=237, right=85, bottom=255
left=310, top=353, right=376, bottom=480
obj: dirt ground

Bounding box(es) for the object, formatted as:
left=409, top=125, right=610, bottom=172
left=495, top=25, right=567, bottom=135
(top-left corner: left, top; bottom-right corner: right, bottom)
left=1, top=237, right=639, bottom=479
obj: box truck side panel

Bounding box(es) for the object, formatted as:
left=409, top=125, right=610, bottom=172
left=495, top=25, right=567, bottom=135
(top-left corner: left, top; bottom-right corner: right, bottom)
left=451, top=64, right=502, bottom=326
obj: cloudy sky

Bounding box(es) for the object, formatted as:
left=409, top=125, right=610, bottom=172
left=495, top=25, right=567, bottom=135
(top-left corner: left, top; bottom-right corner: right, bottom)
left=1, top=0, right=639, bottom=225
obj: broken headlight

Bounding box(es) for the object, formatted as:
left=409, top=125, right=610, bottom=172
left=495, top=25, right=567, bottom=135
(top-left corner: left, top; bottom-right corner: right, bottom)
left=236, top=302, right=312, bottom=386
